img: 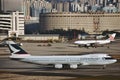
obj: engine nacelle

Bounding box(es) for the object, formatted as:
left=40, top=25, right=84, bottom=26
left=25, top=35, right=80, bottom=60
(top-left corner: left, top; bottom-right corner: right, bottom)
left=86, top=44, right=90, bottom=46
left=55, top=64, right=63, bottom=69
left=70, top=64, right=78, bottom=69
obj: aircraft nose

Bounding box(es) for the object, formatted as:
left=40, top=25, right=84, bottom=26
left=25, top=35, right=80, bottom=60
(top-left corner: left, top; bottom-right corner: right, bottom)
left=112, top=59, right=117, bottom=63
left=74, top=41, right=78, bottom=44
left=114, top=59, right=117, bottom=62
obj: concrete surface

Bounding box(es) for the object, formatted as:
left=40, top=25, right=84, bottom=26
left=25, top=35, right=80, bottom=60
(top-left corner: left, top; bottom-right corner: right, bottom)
left=0, top=39, right=120, bottom=80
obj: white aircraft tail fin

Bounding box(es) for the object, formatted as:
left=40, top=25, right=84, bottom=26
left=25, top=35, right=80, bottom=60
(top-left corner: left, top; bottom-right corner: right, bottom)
left=108, top=33, right=116, bottom=41
left=6, top=41, right=30, bottom=58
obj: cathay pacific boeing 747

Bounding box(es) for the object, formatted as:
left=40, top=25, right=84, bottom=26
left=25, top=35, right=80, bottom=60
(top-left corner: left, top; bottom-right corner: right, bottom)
left=6, top=41, right=117, bottom=69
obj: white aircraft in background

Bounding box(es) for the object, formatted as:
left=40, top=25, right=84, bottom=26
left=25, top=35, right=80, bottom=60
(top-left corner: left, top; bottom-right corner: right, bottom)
left=74, top=33, right=116, bottom=48
left=6, top=41, right=117, bottom=69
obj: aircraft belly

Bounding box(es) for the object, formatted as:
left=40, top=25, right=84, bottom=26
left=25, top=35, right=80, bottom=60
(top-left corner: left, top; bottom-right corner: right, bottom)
left=21, top=58, right=80, bottom=65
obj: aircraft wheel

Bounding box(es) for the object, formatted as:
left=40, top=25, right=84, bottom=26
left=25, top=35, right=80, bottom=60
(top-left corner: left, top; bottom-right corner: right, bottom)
left=102, top=65, right=106, bottom=69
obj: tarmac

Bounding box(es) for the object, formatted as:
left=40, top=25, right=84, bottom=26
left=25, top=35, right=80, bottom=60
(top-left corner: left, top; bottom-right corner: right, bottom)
left=0, top=39, right=120, bottom=80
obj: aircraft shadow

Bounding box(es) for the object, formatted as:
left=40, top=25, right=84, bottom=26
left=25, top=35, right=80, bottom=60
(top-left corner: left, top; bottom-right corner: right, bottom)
left=2, top=70, right=90, bottom=77
left=0, top=65, right=105, bottom=78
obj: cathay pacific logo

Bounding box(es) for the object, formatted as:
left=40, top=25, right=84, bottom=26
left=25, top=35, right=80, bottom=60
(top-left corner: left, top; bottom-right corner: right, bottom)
left=9, top=44, right=20, bottom=54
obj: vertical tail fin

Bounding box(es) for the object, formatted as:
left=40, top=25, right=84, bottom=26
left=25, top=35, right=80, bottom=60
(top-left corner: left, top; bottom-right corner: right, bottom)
left=6, top=41, right=30, bottom=57
left=108, top=33, right=116, bottom=41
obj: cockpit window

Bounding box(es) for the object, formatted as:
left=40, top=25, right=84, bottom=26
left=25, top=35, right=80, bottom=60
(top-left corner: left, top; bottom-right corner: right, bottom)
left=104, top=57, right=114, bottom=59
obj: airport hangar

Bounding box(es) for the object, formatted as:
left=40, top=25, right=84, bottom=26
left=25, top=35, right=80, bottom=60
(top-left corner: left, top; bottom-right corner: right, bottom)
left=39, top=12, right=120, bottom=34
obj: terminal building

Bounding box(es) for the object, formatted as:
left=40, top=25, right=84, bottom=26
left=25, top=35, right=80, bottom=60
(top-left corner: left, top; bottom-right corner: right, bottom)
left=39, top=12, right=120, bottom=34
left=0, top=11, right=25, bottom=37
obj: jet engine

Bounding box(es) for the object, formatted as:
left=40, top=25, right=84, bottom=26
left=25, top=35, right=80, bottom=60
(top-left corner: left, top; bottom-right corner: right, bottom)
left=70, top=64, right=78, bottom=69
left=86, top=44, right=90, bottom=46
left=55, top=64, right=63, bottom=69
